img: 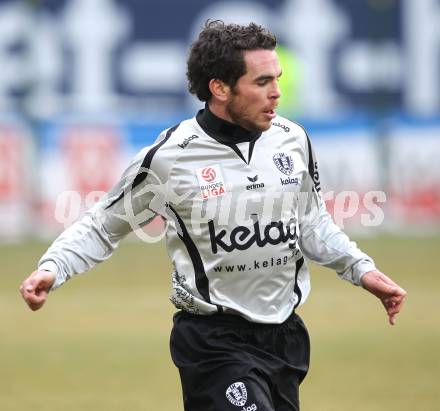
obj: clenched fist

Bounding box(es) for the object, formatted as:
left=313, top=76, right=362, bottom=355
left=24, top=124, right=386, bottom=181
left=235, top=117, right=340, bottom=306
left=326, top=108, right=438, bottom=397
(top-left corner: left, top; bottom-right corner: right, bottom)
left=19, top=270, right=56, bottom=311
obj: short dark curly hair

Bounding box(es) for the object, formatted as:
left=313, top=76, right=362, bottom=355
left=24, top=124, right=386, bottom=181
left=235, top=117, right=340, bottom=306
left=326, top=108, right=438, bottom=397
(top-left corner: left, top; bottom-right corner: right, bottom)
left=187, top=20, right=277, bottom=102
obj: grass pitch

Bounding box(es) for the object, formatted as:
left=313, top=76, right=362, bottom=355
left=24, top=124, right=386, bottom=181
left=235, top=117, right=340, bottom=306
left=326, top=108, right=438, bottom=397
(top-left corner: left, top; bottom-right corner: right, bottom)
left=1, top=235, right=439, bottom=410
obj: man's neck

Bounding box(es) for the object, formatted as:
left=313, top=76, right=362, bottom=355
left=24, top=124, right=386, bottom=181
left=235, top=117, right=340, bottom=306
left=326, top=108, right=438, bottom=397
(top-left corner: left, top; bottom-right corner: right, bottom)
left=207, top=101, right=232, bottom=124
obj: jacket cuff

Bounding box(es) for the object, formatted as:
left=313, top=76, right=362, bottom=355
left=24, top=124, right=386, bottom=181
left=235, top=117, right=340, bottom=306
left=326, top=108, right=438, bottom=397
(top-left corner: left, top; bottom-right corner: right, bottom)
left=38, top=260, right=63, bottom=291
left=352, top=259, right=376, bottom=286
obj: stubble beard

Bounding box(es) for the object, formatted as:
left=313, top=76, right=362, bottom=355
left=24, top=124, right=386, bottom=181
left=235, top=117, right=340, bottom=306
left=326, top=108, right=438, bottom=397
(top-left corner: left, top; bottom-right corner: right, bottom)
left=226, top=99, right=269, bottom=133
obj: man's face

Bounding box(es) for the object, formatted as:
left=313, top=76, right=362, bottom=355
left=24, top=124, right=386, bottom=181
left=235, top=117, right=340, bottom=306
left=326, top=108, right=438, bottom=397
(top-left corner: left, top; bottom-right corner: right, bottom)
left=225, top=49, right=282, bottom=132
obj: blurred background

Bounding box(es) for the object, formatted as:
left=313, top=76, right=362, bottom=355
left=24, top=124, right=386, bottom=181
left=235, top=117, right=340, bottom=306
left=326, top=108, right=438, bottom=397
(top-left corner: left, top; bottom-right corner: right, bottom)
left=1, top=0, right=439, bottom=410
left=0, top=0, right=439, bottom=238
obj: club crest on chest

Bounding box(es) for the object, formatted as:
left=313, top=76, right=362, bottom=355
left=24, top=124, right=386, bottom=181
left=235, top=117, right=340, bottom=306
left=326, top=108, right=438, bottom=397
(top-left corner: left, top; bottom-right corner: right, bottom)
left=273, top=152, right=294, bottom=176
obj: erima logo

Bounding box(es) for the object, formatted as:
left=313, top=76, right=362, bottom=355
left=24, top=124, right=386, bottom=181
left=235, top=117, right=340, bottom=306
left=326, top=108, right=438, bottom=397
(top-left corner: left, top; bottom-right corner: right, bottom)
left=272, top=121, right=290, bottom=133
left=178, top=134, right=198, bottom=149
left=209, top=218, right=298, bottom=254
left=280, top=177, right=299, bottom=186
left=246, top=175, right=264, bottom=190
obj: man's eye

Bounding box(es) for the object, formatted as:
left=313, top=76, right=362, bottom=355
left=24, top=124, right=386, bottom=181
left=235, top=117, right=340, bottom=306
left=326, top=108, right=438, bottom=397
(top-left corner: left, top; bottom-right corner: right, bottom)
left=257, top=81, right=268, bottom=86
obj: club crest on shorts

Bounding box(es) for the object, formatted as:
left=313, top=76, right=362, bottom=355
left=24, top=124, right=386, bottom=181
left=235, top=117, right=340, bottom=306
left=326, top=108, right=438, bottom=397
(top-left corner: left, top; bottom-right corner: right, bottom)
left=273, top=152, right=294, bottom=176
left=226, top=381, right=248, bottom=407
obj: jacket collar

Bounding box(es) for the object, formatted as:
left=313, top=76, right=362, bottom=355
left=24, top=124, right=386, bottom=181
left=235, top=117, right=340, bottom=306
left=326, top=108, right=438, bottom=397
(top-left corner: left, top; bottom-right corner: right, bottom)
left=196, top=105, right=262, bottom=145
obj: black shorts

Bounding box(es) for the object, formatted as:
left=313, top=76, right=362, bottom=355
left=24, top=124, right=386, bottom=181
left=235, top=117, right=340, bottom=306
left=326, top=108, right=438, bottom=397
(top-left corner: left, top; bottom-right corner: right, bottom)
left=170, top=310, right=310, bottom=411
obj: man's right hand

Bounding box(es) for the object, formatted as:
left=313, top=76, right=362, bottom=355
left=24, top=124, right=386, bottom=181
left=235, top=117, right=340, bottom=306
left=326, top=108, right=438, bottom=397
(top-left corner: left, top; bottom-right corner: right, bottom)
left=19, top=270, right=56, bottom=311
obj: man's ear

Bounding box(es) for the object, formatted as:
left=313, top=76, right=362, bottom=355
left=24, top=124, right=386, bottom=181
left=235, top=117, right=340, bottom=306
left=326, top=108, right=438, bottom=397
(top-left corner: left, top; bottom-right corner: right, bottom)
left=208, top=79, right=230, bottom=102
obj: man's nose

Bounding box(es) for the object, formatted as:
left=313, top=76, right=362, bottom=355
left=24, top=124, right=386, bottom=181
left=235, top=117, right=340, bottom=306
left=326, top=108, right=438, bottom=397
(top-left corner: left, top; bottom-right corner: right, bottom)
left=270, top=82, right=281, bottom=100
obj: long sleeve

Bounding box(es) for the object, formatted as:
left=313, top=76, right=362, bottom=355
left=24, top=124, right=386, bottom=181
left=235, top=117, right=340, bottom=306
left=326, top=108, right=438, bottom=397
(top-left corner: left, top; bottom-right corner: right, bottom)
left=38, top=144, right=168, bottom=290
left=298, top=134, right=376, bottom=286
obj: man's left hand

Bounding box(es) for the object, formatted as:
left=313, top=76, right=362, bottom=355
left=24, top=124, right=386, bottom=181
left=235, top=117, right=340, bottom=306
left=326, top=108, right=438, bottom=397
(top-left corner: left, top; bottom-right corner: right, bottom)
left=360, top=270, right=407, bottom=326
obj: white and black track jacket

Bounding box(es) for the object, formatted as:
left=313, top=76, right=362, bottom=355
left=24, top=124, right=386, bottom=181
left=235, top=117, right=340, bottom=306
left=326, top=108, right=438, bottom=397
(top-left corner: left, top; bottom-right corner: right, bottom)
left=39, top=107, right=376, bottom=323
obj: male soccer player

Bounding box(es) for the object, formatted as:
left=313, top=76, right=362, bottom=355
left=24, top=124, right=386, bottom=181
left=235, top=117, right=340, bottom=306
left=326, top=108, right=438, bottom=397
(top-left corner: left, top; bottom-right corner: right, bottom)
left=20, top=21, right=406, bottom=411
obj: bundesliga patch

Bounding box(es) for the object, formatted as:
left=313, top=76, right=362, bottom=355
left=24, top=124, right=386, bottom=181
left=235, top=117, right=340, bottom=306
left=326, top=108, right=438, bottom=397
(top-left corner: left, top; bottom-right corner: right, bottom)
left=273, top=152, right=294, bottom=176
left=196, top=165, right=226, bottom=199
